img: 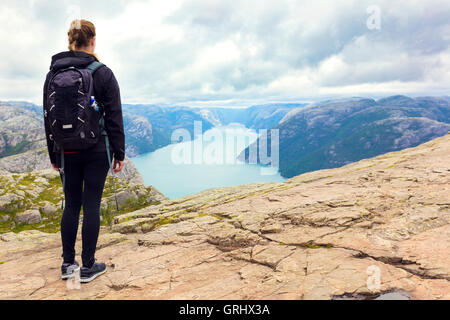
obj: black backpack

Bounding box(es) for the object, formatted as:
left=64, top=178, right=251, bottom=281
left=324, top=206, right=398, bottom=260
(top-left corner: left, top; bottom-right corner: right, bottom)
left=45, top=61, right=119, bottom=211
left=45, top=61, right=104, bottom=150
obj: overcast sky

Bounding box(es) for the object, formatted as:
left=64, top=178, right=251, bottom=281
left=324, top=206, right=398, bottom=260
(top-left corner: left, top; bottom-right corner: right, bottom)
left=0, top=0, right=449, bottom=107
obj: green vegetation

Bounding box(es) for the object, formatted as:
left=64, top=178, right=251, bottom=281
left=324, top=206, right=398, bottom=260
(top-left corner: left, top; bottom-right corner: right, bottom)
left=100, top=196, right=160, bottom=226
left=0, top=134, right=31, bottom=158
left=301, top=242, right=333, bottom=249
left=155, top=215, right=177, bottom=226
left=0, top=171, right=160, bottom=234
left=197, top=211, right=224, bottom=220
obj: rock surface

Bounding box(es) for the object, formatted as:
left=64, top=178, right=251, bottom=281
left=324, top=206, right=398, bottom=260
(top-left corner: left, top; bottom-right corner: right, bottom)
left=0, top=102, right=45, bottom=158
left=14, top=209, right=41, bottom=225
left=0, top=169, right=167, bottom=233
left=0, top=134, right=449, bottom=299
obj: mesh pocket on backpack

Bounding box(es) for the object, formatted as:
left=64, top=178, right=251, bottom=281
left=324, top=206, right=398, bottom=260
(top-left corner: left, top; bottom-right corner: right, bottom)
left=54, top=85, right=79, bottom=131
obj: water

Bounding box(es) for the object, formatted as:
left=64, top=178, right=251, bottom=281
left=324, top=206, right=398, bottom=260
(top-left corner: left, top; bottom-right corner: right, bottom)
left=131, top=123, right=285, bottom=199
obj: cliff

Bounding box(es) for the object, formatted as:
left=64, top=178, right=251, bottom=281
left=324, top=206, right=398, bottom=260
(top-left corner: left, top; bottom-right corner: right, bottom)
left=0, top=133, right=449, bottom=299
left=239, top=96, right=450, bottom=178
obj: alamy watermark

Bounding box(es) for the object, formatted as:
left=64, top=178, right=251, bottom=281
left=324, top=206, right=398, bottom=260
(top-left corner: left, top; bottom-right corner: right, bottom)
left=366, top=265, right=381, bottom=292
left=366, top=5, right=381, bottom=30
left=170, top=121, right=279, bottom=176
left=66, top=265, right=81, bottom=290
left=65, top=5, right=82, bottom=29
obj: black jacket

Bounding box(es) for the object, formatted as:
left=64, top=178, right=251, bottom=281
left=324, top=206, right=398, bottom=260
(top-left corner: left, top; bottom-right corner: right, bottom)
left=43, top=51, right=125, bottom=163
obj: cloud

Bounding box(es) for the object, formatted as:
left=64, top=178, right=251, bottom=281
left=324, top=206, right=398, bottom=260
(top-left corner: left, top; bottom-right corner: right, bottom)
left=0, top=0, right=448, bottom=106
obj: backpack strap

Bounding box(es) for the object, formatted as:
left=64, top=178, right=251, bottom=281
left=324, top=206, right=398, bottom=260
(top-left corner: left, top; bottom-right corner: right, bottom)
left=87, top=61, right=105, bottom=114
left=86, top=61, right=104, bottom=74
left=105, top=132, right=119, bottom=211
left=99, top=116, right=119, bottom=211
left=59, top=146, right=65, bottom=210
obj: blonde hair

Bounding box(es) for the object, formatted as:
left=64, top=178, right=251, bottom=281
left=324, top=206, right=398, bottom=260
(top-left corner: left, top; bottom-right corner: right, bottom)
left=68, top=19, right=96, bottom=51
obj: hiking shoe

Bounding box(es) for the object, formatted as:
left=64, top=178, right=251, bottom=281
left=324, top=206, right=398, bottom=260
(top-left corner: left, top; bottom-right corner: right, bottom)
left=61, top=260, right=80, bottom=280
left=80, top=262, right=107, bottom=283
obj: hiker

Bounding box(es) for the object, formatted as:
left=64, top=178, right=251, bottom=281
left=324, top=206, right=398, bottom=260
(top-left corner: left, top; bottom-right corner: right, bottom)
left=43, top=19, right=125, bottom=283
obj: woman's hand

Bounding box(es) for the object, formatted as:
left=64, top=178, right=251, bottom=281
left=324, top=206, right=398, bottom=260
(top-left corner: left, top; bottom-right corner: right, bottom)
left=113, top=159, right=125, bottom=173
left=51, top=163, right=59, bottom=171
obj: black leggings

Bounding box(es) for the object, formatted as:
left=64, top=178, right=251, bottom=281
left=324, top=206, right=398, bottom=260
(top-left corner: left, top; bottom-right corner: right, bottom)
left=57, top=150, right=109, bottom=268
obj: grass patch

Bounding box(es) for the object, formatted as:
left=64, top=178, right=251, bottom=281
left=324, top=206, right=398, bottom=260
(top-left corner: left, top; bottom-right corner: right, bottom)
left=197, top=212, right=224, bottom=220
left=356, top=163, right=376, bottom=170
left=18, top=174, right=35, bottom=186
left=156, top=216, right=176, bottom=226
left=1, top=170, right=159, bottom=234
left=100, top=197, right=161, bottom=228
left=11, top=220, right=60, bottom=234
left=302, top=242, right=333, bottom=249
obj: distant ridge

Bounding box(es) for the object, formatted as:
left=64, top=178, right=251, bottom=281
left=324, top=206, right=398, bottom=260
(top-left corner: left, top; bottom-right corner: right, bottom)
left=239, top=95, right=450, bottom=178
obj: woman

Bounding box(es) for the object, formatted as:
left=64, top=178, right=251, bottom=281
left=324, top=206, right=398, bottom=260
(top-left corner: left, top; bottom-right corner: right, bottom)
left=43, top=19, right=125, bottom=283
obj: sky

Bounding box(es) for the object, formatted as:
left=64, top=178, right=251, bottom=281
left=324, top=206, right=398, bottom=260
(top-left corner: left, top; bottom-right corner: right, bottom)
left=0, top=0, right=449, bottom=107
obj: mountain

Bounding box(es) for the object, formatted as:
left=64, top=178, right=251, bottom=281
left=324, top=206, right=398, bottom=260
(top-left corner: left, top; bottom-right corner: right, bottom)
left=199, top=103, right=306, bottom=129
left=121, top=103, right=305, bottom=157
left=122, top=104, right=215, bottom=157
left=0, top=101, right=46, bottom=158
left=0, top=101, right=306, bottom=159
left=0, top=101, right=216, bottom=159
left=239, top=96, right=450, bottom=178
left=1, top=133, right=448, bottom=299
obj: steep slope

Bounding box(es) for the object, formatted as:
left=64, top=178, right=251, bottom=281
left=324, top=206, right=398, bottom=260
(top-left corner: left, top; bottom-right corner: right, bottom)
left=0, top=133, right=448, bottom=299
left=0, top=100, right=333, bottom=162
left=239, top=96, right=450, bottom=178
left=123, top=103, right=304, bottom=157
left=122, top=104, right=215, bottom=157
left=0, top=102, right=46, bottom=158
left=0, top=101, right=216, bottom=159
left=200, top=103, right=306, bottom=129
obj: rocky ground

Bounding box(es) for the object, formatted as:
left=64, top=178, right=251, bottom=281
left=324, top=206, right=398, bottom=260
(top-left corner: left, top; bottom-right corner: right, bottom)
left=0, top=133, right=448, bottom=299
left=0, top=168, right=166, bottom=233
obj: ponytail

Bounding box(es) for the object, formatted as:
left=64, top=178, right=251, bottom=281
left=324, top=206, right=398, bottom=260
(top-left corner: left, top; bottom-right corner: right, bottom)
left=68, top=19, right=96, bottom=51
